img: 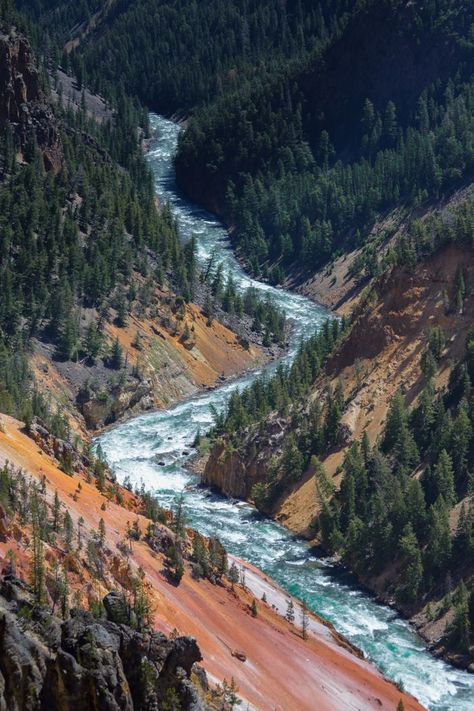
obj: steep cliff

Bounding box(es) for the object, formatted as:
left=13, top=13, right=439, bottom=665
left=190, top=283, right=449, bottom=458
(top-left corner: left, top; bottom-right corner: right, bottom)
left=0, top=578, right=206, bottom=711
left=204, top=238, right=474, bottom=509
left=30, top=294, right=266, bottom=436
left=202, top=227, right=474, bottom=668
left=0, top=27, right=62, bottom=171
left=0, top=413, right=423, bottom=711
left=0, top=23, right=269, bottom=438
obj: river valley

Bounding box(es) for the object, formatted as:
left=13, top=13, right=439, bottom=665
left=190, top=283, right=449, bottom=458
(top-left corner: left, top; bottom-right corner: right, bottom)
left=97, top=115, right=474, bottom=711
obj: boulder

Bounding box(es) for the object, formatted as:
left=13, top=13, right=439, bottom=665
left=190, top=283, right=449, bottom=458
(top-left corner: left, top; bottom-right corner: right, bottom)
left=0, top=577, right=210, bottom=710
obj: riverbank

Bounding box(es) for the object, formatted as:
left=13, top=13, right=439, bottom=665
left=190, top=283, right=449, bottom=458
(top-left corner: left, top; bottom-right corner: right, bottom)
left=198, top=240, right=474, bottom=676
left=0, top=414, right=423, bottom=711
left=97, top=114, right=474, bottom=710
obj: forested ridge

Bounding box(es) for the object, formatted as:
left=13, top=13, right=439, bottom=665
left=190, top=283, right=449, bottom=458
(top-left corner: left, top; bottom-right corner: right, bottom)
left=176, top=0, right=474, bottom=281
left=25, top=0, right=355, bottom=114
left=316, top=340, right=474, bottom=657
left=20, top=0, right=474, bottom=283
left=0, top=18, right=189, bottom=423
left=7, top=0, right=474, bottom=676
left=0, top=1, right=289, bottom=431
left=16, top=0, right=474, bottom=284
left=205, top=189, right=474, bottom=663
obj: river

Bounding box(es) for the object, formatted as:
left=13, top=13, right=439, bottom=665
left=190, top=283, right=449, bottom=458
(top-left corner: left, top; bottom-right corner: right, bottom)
left=97, top=114, right=474, bottom=711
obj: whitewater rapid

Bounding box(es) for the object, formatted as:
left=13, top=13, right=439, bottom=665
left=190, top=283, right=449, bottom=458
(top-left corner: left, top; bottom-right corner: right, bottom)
left=97, top=115, right=474, bottom=711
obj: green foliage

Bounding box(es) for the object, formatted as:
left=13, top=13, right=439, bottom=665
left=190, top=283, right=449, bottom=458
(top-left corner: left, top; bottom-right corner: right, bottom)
left=317, top=343, right=474, bottom=634
left=131, top=567, right=154, bottom=632
left=66, top=0, right=350, bottom=116
left=0, top=38, right=200, bottom=421
left=175, top=1, right=474, bottom=279
left=228, top=561, right=239, bottom=589
left=0, top=339, right=33, bottom=421
left=171, top=493, right=186, bottom=538
left=214, top=318, right=348, bottom=508
left=396, top=524, right=423, bottom=603
left=215, top=317, right=347, bottom=438
left=109, top=338, right=123, bottom=370
left=30, top=487, right=46, bottom=605
left=165, top=544, right=184, bottom=584
left=204, top=269, right=288, bottom=345
left=222, top=677, right=241, bottom=709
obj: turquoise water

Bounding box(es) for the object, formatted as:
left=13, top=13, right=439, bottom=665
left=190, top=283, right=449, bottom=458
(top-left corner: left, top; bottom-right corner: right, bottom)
left=98, top=115, right=474, bottom=710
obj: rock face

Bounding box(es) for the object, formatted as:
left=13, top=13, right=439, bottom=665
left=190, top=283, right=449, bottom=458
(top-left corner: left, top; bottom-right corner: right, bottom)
left=0, top=27, right=62, bottom=171
left=28, top=418, right=91, bottom=475
left=0, top=575, right=207, bottom=711
left=202, top=415, right=287, bottom=506
left=78, top=380, right=154, bottom=430
left=203, top=443, right=258, bottom=501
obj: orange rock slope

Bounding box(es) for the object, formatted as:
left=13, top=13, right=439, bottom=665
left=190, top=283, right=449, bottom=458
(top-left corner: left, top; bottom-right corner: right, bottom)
left=0, top=415, right=424, bottom=711
left=276, top=244, right=474, bottom=536
left=30, top=291, right=265, bottom=436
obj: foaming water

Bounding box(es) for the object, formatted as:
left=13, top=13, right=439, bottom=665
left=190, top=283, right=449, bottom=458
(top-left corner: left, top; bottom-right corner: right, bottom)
left=98, top=115, right=474, bottom=710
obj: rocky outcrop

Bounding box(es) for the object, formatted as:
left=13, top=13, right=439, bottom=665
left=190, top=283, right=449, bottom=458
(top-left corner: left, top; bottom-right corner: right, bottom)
left=202, top=414, right=288, bottom=505
left=0, top=27, right=62, bottom=171
left=77, top=380, right=154, bottom=430
left=29, top=418, right=91, bottom=473
left=203, top=443, right=260, bottom=501
left=0, top=574, right=207, bottom=711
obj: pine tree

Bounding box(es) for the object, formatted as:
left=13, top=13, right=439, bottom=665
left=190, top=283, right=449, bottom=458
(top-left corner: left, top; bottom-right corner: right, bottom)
left=449, top=580, right=471, bottom=652
left=285, top=598, right=295, bottom=623
left=62, top=510, right=74, bottom=551
left=166, top=543, right=184, bottom=583
left=228, top=561, right=239, bottom=590
left=115, top=292, right=129, bottom=327
left=83, top=322, right=103, bottom=362
left=109, top=337, right=124, bottom=369
left=51, top=489, right=61, bottom=533
left=30, top=492, right=45, bottom=605
left=222, top=677, right=241, bottom=709
left=313, top=456, right=335, bottom=501
left=77, top=516, right=84, bottom=550
left=383, top=391, right=408, bottom=452
left=94, top=458, right=106, bottom=492
left=98, top=517, right=106, bottom=547
left=433, top=450, right=456, bottom=506
left=132, top=567, right=154, bottom=631
left=426, top=497, right=452, bottom=576
left=397, top=524, right=423, bottom=603
left=301, top=601, right=309, bottom=640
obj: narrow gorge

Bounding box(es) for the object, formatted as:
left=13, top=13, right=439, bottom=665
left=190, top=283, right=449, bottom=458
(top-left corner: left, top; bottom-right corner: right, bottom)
left=98, top=115, right=474, bottom=711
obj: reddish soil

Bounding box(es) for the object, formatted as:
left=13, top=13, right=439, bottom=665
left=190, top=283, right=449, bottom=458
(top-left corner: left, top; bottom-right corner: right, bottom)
left=277, top=244, right=474, bottom=537
left=0, top=415, right=424, bottom=711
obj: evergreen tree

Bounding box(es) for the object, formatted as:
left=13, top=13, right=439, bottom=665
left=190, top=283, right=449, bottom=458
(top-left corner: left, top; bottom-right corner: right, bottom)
left=300, top=601, right=309, bottom=640
left=51, top=489, right=61, bottom=533
left=397, top=524, right=423, bottom=603
left=285, top=598, right=295, bottom=623
left=109, top=337, right=124, bottom=369
left=62, top=510, right=74, bottom=551
left=433, top=450, right=456, bottom=506
left=228, top=561, right=239, bottom=590
left=30, top=492, right=45, bottom=605
left=448, top=581, right=471, bottom=652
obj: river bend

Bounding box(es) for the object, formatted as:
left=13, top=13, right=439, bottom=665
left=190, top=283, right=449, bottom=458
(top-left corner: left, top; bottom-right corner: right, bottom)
left=98, top=115, right=474, bottom=711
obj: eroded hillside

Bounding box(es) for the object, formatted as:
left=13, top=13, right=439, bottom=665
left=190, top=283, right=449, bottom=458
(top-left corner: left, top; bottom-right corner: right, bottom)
left=202, top=190, right=474, bottom=669
left=0, top=414, right=422, bottom=711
